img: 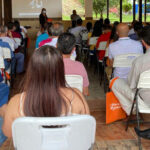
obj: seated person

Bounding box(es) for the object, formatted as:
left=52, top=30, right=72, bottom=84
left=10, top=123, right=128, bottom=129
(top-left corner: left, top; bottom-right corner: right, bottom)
left=1, top=45, right=89, bottom=138
left=96, top=25, right=111, bottom=61
left=129, top=21, right=143, bottom=41
left=108, top=23, right=143, bottom=80
left=111, top=25, right=150, bottom=115
left=7, top=23, right=24, bottom=74
left=35, top=23, right=50, bottom=48
left=57, top=33, right=89, bottom=96
left=70, top=10, right=81, bottom=21
left=70, top=18, right=86, bottom=45
left=39, top=22, right=64, bottom=48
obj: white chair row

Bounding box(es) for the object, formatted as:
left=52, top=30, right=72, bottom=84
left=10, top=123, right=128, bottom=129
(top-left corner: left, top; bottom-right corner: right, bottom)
left=12, top=115, right=96, bottom=150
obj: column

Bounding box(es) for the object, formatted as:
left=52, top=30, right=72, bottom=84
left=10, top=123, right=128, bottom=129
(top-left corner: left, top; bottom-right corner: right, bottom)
left=139, top=0, right=142, bottom=22
left=85, top=0, right=93, bottom=20
left=133, top=0, right=136, bottom=21
left=107, top=0, right=109, bottom=18
left=120, top=0, right=122, bottom=22
left=0, top=0, right=2, bottom=25
left=4, top=0, right=12, bottom=25
left=144, top=0, right=147, bottom=22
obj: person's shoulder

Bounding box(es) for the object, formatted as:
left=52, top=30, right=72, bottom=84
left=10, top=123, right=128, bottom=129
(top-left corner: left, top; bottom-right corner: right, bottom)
left=8, top=93, right=22, bottom=107
left=129, top=38, right=141, bottom=45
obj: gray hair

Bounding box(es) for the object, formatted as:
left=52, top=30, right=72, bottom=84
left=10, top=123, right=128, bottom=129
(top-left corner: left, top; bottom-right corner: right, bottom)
left=0, top=25, right=8, bottom=34
left=49, top=22, right=64, bottom=36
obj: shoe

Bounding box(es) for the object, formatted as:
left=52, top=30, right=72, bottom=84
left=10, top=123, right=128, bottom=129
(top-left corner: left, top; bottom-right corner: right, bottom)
left=134, top=127, right=150, bottom=139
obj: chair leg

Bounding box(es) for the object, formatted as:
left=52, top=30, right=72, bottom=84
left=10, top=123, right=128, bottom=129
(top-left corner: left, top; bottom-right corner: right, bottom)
left=136, top=98, right=142, bottom=150
left=125, top=99, right=136, bottom=131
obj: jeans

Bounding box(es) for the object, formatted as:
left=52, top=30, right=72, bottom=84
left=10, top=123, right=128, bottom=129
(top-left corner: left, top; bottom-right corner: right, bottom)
left=15, top=53, right=24, bottom=73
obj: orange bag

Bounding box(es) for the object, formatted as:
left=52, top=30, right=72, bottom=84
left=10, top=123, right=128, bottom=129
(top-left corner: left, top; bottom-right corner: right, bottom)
left=106, top=78, right=127, bottom=124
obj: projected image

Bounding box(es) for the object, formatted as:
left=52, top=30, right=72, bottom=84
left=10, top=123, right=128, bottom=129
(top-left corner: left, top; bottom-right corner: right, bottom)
left=30, top=0, right=47, bottom=9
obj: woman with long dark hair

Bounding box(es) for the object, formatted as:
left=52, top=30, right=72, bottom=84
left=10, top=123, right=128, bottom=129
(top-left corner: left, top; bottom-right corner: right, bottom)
left=1, top=46, right=89, bottom=138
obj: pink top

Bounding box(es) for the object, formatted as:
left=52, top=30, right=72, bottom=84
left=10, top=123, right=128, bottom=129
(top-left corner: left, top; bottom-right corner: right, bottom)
left=63, top=58, right=89, bottom=87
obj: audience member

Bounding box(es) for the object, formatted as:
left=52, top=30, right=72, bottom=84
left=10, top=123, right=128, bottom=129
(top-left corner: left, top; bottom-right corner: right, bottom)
left=35, top=23, right=49, bottom=48
left=104, top=18, right=111, bottom=27
left=57, top=33, right=89, bottom=96
left=96, top=25, right=111, bottom=61
left=1, top=45, right=89, bottom=138
left=7, top=23, right=24, bottom=73
left=129, top=21, right=143, bottom=41
left=128, top=20, right=138, bottom=36
left=111, top=25, right=150, bottom=115
left=108, top=23, right=143, bottom=79
left=70, top=10, right=81, bottom=21
left=92, top=21, right=102, bottom=37
left=70, top=18, right=85, bottom=44
left=39, top=22, right=64, bottom=47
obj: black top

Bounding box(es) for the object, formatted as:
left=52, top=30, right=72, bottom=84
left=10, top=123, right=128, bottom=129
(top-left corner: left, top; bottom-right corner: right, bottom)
left=39, top=14, right=48, bottom=27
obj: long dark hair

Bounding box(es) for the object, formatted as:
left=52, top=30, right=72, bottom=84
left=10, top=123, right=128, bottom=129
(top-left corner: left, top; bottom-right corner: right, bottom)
left=23, top=46, right=67, bottom=117
left=92, top=21, right=102, bottom=37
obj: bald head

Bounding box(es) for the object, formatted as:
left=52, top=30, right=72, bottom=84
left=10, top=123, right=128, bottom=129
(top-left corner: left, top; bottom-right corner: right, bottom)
left=117, top=23, right=129, bottom=38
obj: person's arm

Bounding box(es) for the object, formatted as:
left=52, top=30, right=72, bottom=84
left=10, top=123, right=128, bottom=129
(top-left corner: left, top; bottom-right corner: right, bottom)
left=108, top=44, right=114, bottom=67
left=2, top=95, right=19, bottom=138
left=83, top=87, right=89, bottom=96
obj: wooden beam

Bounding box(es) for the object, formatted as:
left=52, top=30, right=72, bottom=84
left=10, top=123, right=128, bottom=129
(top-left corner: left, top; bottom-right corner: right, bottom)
left=133, top=0, right=136, bottom=21
left=0, top=0, right=2, bottom=25
left=4, top=0, right=12, bottom=25
left=120, top=0, right=122, bottom=22
left=139, top=0, right=142, bottom=22
left=107, top=0, right=109, bottom=19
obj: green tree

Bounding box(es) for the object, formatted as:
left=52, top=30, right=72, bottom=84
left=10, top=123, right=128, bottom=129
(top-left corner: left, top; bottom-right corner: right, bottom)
left=123, top=3, right=132, bottom=13
left=93, top=0, right=106, bottom=18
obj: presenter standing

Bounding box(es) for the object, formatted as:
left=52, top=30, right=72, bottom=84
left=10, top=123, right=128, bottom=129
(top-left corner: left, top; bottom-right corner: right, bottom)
left=39, top=8, right=48, bottom=28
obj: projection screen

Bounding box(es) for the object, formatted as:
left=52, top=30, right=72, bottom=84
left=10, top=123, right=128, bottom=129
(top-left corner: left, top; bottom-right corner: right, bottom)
left=12, top=0, right=62, bottom=18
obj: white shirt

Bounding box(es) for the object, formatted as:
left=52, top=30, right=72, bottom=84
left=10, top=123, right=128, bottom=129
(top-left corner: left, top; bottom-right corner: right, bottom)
left=108, top=37, right=143, bottom=79
left=45, top=38, right=58, bottom=47
left=70, top=26, right=86, bottom=44
left=128, top=28, right=135, bottom=36
left=0, top=37, right=18, bottom=51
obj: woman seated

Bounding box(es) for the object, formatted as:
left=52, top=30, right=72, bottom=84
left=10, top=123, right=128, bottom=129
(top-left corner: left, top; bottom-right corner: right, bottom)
left=1, top=46, right=90, bottom=138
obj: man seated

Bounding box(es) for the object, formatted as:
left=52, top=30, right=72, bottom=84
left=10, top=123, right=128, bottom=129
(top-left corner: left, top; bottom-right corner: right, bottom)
left=39, top=22, right=64, bottom=48
left=57, top=33, right=89, bottom=96
left=108, top=23, right=143, bottom=80
left=7, top=23, right=24, bottom=73
left=111, top=25, right=150, bottom=115
left=96, top=25, right=111, bottom=61
left=70, top=18, right=86, bottom=45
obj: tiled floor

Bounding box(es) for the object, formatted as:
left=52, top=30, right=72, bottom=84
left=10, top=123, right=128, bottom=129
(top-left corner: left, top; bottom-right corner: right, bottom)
left=0, top=37, right=150, bottom=150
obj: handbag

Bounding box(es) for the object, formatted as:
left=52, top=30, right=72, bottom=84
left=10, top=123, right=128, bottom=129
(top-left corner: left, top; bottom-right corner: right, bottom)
left=135, top=127, right=150, bottom=139
left=106, top=77, right=127, bottom=124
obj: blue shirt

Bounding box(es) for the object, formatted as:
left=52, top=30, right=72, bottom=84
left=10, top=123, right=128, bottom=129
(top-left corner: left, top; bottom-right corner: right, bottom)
left=35, top=32, right=49, bottom=48
left=109, top=37, right=143, bottom=79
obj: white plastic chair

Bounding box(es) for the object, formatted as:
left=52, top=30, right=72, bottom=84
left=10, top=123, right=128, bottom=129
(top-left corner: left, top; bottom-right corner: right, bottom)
left=65, top=75, right=83, bottom=92
left=126, top=70, right=150, bottom=150
left=113, top=53, right=141, bottom=68
left=89, top=37, right=99, bottom=46
left=14, top=38, right=21, bottom=46
left=2, top=47, right=11, bottom=59
left=12, top=115, right=96, bottom=150
left=0, top=55, right=5, bottom=69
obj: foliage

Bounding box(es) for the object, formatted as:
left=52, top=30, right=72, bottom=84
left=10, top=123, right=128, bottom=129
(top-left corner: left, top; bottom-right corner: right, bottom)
left=93, top=0, right=106, bottom=18
left=123, top=3, right=132, bottom=13
left=79, top=0, right=85, bottom=6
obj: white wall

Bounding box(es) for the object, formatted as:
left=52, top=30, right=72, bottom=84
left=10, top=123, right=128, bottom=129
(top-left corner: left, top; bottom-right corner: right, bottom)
left=12, top=0, right=62, bottom=18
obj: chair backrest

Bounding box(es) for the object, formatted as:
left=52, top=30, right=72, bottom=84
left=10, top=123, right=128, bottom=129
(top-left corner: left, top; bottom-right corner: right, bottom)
left=113, top=53, right=141, bottom=68
left=137, top=70, right=150, bottom=89
left=12, top=115, right=96, bottom=150
left=65, top=75, right=83, bottom=92
left=2, top=48, right=11, bottom=59
left=97, top=41, right=107, bottom=51
left=14, top=38, right=21, bottom=46
left=0, top=56, right=4, bottom=69
left=89, top=37, right=98, bottom=46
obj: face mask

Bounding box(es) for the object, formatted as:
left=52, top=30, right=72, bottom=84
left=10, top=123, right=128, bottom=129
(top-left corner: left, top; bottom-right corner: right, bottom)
left=43, top=11, right=46, bottom=14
